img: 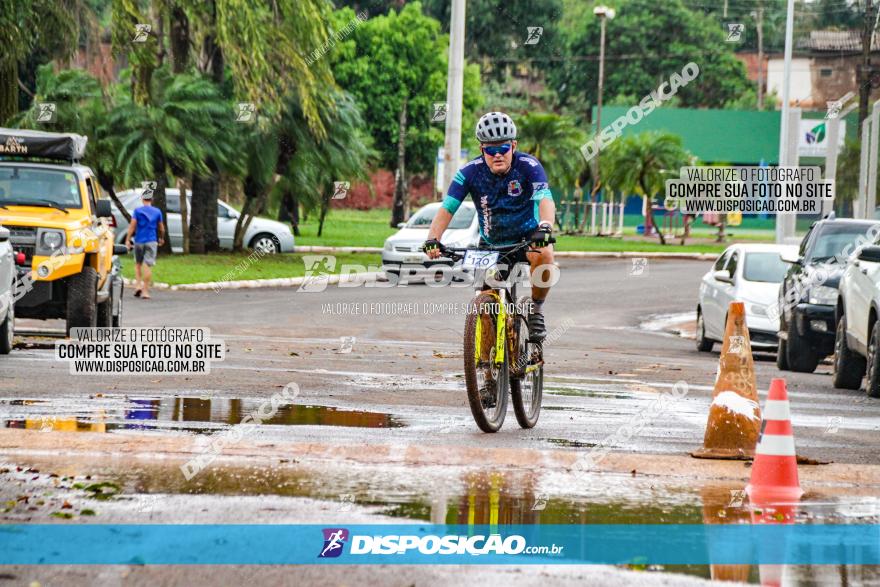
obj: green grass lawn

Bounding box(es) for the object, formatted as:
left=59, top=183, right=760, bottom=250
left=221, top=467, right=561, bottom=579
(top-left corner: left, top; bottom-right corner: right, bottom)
left=295, top=209, right=396, bottom=247
left=120, top=252, right=381, bottom=285
left=554, top=235, right=727, bottom=254
left=128, top=209, right=781, bottom=284
left=297, top=207, right=773, bottom=254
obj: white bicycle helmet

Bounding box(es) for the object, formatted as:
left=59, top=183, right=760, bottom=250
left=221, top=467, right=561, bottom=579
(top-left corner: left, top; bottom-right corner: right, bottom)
left=475, top=111, right=517, bottom=143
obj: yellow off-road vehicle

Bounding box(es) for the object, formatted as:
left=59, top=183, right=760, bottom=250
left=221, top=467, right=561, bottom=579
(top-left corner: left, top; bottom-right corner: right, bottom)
left=0, top=128, right=125, bottom=334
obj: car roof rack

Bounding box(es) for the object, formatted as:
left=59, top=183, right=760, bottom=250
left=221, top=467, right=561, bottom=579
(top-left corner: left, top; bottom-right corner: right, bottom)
left=0, top=128, right=87, bottom=163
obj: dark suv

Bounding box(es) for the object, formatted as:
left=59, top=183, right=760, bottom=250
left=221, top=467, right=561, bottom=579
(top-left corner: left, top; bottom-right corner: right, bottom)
left=777, top=218, right=880, bottom=373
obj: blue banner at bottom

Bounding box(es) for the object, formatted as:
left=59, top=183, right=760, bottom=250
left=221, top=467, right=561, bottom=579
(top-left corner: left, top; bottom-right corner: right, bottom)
left=1, top=524, right=878, bottom=565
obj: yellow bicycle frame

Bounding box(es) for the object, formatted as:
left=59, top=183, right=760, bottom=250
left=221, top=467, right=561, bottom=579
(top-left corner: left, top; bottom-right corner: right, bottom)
left=473, top=290, right=505, bottom=366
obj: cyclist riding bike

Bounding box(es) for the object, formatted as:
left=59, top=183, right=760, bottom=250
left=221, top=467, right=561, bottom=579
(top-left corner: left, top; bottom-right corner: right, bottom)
left=424, top=111, right=556, bottom=342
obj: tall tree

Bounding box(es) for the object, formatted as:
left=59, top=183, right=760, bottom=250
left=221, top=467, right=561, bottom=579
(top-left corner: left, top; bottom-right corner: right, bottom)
left=422, top=0, right=564, bottom=78
left=108, top=68, right=238, bottom=247
left=331, top=3, right=482, bottom=226
left=182, top=0, right=336, bottom=251
left=549, top=0, right=752, bottom=111
left=0, top=0, right=81, bottom=123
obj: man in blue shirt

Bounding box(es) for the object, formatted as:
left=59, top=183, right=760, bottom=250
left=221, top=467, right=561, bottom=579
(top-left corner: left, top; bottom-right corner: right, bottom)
left=124, top=190, right=166, bottom=300
left=424, top=111, right=556, bottom=341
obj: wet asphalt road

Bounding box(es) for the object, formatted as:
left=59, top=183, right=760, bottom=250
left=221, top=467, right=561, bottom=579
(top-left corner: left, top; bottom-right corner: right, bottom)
left=1, top=257, right=878, bottom=465
left=2, top=257, right=880, bottom=586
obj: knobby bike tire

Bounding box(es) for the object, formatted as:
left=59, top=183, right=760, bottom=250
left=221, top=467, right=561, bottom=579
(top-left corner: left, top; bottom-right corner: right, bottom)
left=463, top=291, right=508, bottom=432
left=510, top=297, right=543, bottom=429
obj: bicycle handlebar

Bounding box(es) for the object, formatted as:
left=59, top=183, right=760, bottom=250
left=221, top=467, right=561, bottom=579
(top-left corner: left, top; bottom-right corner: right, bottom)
left=426, top=236, right=556, bottom=262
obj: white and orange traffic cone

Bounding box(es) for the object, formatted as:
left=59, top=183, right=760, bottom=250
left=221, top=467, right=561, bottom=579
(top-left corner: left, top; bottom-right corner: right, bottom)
left=749, top=502, right=799, bottom=587
left=746, top=378, right=804, bottom=504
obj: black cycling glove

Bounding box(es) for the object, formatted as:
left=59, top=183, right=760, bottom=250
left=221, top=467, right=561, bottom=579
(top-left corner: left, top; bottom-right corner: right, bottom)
left=423, top=239, right=442, bottom=254
left=529, top=223, right=553, bottom=248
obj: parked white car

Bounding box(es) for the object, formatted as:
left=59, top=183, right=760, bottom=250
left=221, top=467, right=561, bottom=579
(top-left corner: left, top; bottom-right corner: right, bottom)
left=0, top=224, right=14, bottom=354
left=833, top=244, right=880, bottom=397
left=113, top=189, right=295, bottom=253
left=696, top=243, right=798, bottom=352
left=381, top=201, right=479, bottom=278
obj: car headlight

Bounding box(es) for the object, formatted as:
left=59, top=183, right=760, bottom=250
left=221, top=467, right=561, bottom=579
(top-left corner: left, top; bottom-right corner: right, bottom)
left=384, top=240, right=393, bottom=252
left=748, top=303, right=767, bottom=317
left=36, top=229, right=65, bottom=255
left=808, top=285, right=838, bottom=306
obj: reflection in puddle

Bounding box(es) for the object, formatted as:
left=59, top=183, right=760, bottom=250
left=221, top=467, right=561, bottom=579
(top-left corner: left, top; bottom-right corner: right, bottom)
left=0, top=397, right=403, bottom=433
left=4, top=455, right=879, bottom=584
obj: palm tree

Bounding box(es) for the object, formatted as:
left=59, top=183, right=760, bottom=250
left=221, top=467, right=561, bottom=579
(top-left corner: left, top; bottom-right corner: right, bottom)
left=516, top=113, right=588, bottom=194
left=233, top=90, right=374, bottom=250
left=108, top=68, right=238, bottom=252
left=603, top=131, right=692, bottom=245
left=9, top=65, right=131, bottom=220
left=178, top=0, right=337, bottom=251
left=298, top=93, right=374, bottom=237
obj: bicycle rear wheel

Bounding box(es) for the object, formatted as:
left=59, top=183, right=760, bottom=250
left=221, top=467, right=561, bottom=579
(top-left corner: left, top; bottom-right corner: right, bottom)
left=510, top=299, right=543, bottom=429
left=463, top=291, right=508, bottom=432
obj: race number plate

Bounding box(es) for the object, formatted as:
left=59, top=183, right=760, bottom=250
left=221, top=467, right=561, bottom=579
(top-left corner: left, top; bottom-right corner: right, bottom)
left=461, top=250, right=499, bottom=269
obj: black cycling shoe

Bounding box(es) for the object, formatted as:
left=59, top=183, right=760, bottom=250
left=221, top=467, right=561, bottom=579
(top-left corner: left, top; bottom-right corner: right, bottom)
left=528, top=312, right=546, bottom=342
left=479, top=379, right=497, bottom=409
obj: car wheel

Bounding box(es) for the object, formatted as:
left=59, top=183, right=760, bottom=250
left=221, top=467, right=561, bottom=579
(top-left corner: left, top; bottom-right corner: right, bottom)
left=249, top=233, right=281, bottom=254
left=112, top=281, right=123, bottom=327
left=66, top=267, right=98, bottom=335
left=0, top=301, right=13, bottom=355
left=866, top=322, right=880, bottom=398
left=695, top=308, right=713, bottom=352
left=832, top=313, right=866, bottom=390
left=776, top=336, right=789, bottom=370
left=786, top=316, right=820, bottom=373
left=97, top=286, right=113, bottom=328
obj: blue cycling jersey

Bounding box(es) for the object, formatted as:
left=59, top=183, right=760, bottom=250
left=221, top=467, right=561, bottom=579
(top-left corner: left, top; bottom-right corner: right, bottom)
left=442, top=151, right=553, bottom=245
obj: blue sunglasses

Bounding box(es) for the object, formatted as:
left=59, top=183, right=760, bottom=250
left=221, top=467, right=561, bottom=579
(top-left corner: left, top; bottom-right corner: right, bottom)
left=481, top=143, right=512, bottom=157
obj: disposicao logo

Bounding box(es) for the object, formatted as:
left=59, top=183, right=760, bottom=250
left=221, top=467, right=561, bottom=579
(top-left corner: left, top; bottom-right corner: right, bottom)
left=318, top=528, right=349, bottom=558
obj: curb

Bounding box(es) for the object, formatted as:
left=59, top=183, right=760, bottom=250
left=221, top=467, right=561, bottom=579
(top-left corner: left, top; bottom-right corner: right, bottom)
left=127, top=250, right=713, bottom=291
left=553, top=251, right=715, bottom=260
left=125, top=272, right=387, bottom=292
left=295, top=246, right=383, bottom=253
left=294, top=245, right=715, bottom=261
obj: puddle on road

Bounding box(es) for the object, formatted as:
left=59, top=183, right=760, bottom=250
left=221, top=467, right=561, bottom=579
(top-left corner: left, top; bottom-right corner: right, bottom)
left=545, top=386, right=631, bottom=400
left=543, top=438, right=598, bottom=449
left=0, top=397, right=403, bottom=433
left=3, top=456, right=878, bottom=584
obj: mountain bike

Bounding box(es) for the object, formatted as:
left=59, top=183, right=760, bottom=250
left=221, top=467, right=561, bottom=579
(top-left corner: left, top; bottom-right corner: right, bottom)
left=437, top=239, right=553, bottom=433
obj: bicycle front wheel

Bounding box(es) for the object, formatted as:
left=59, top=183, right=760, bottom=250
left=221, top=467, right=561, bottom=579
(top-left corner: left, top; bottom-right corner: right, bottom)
left=463, top=291, right=508, bottom=433
left=510, top=301, right=543, bottom=429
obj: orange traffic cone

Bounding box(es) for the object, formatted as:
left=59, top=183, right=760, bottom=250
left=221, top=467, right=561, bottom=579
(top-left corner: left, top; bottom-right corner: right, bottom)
left=693, top=302, right=762, bottom=459
left=746, top=378, right=804, bottom=504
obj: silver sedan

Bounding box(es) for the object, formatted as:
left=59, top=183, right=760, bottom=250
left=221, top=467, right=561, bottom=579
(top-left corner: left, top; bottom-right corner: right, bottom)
left=112, top=189, right=295, bottom=253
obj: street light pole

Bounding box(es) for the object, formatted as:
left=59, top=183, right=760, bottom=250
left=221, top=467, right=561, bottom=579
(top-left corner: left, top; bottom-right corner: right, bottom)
left=755, top=2, right=764, bottom=110
left=775, top=0, right=795, bottom=244
left=591, top=6, right=615, bottom=203
left=442, top=0, right=466, bottom=196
